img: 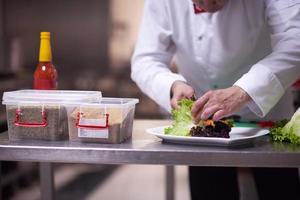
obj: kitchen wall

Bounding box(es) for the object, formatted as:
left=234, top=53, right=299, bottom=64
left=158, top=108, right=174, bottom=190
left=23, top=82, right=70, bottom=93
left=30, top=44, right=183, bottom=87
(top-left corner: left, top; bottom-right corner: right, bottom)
left=0, top=0, right=4, bottom=72
left=0, top=0, right=163, bottom=119
left=109, top=0, right=144, bottom=71
left=3, top=0, right=109, bottom=84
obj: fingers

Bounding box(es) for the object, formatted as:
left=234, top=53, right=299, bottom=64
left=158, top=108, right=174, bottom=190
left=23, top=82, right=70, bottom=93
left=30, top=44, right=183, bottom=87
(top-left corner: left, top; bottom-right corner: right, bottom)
left=171, top=91, right=195, bottom=109
left=186, top=89, right=196, bottom=100
left=194, top=105, right=227, bottom=122
left=191, top=86, right=249, bottom=122
left=193, top=104, right=218, bottom=123
left=201, top=105, right=221, bottom=120
left=213, top=109, right=227, bottom=121
left=191, top=90, right=225, bottom=123
left=191, top=92, right=210, bottom=116
left=171, top=94, right=181, bottom=109
left=170, top=81, right=195, bottom=109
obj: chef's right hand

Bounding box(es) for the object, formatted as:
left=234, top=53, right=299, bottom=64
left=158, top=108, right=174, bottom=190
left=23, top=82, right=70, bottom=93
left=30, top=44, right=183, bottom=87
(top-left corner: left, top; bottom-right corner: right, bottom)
left=170, top=81, right=195, bottom=109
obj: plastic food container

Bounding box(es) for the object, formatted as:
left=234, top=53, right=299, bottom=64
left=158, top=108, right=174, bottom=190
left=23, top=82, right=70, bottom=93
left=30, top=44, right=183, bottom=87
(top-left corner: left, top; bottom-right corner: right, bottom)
left=66, top=98, right=139, bottom=143
left=2, top=90, right=102, bottom=141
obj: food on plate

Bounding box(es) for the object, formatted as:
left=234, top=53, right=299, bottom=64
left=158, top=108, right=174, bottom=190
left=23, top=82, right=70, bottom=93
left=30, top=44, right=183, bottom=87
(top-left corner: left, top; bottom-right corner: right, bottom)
left=269, top=107, right=300, bottom=145
left=164, top=99, right=233, bottom=138
left=190, top=120, right=232, bottom=138
left=164, top=99, right=194, bottom=136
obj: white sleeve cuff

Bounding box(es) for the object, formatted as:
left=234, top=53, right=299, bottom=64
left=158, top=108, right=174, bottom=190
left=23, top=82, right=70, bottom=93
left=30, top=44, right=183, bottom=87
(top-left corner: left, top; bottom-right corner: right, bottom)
left=234, top=64, right=285, bottom=117
left=151, top=72, right=187, bottom=113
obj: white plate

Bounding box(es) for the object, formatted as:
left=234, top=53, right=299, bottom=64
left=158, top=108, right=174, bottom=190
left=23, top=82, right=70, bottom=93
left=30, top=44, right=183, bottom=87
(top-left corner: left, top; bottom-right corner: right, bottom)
left=146, top=126, right=269, bottom=147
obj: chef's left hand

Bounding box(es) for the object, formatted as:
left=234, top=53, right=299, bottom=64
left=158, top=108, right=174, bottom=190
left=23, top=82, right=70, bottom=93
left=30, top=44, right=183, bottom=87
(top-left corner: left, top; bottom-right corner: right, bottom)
left=191, top=86, right=250, bottom=122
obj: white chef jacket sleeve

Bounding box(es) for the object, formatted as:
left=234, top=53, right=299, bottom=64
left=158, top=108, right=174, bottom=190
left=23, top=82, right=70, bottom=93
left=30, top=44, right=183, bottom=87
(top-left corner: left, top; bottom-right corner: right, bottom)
left=234, top=0, right=300, bottom=117
left=131, top=0, right=186, bottom=112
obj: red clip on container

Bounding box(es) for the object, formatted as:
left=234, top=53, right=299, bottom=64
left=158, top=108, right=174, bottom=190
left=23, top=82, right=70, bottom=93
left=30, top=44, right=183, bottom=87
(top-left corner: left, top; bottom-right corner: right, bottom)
left=2, top=90, right=102, bottom=141
left=14, top=109, right=48, bottom=128
left=66, top=98, right=139, bottom=143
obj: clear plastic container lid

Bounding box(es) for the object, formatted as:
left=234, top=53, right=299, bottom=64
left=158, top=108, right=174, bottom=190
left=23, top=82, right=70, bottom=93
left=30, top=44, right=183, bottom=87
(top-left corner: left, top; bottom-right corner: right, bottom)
left=2, top=90, right=102, bottom=105
left=64, top=97, right=139, bottom=108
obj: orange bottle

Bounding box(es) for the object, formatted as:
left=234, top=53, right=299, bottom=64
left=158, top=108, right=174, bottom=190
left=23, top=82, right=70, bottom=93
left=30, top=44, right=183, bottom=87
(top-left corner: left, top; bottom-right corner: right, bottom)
left=33, top=32, right=58, bottom=90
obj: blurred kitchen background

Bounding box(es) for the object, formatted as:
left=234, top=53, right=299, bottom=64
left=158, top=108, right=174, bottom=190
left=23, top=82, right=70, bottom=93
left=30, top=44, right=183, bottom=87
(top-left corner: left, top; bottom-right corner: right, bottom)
left=0, top=1, right=181, bottom=200
left=0, top=0, right=163, bottom=123
left=0, top=0, right=300, bottom=200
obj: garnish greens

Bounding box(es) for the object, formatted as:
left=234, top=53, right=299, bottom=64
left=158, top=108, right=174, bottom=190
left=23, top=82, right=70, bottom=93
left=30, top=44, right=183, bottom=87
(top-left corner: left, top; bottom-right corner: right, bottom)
left=164, top=99, right=194, bottom=136
left=269, top=108, right=300, bottom=145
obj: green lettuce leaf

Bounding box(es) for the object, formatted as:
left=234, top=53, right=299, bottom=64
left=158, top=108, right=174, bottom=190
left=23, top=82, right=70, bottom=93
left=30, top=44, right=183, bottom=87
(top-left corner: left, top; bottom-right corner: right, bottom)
left=270, top=108, right=300, bottom=145
left=164, top=99, right=194, bottom=136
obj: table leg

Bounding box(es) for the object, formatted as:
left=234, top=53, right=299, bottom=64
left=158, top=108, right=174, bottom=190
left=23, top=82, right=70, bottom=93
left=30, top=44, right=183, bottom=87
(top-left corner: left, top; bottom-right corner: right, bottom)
left=0, top=162, right=2, bottom=200
left=237, top=167, right=258, bottom=200
left=39, top=162, right=54, bottom=200
left=165, top=165, right=175, bottom=200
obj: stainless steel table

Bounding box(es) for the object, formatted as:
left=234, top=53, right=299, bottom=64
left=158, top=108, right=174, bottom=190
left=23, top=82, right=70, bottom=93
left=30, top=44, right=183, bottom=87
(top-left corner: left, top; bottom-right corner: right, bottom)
left=0, top=120, right=300, bottom=200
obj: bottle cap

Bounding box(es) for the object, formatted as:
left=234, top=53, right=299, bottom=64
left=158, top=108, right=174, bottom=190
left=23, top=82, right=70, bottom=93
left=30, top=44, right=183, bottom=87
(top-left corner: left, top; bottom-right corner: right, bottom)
left=39, top=32, right=52, bottom=62
left=40, top=32, right=51, bottom=39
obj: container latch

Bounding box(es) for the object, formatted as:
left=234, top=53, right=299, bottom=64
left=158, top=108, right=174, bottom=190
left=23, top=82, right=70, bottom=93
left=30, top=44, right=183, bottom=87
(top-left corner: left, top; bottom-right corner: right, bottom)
left=76, top=112, right=109, bottom=129
left=14, top=109, right=48, bottom=127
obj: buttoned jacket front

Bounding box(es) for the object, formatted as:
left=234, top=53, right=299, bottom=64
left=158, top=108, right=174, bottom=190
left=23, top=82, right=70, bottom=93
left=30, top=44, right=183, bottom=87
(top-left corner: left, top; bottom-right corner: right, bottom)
left=131, top=0, right=300, bottom=120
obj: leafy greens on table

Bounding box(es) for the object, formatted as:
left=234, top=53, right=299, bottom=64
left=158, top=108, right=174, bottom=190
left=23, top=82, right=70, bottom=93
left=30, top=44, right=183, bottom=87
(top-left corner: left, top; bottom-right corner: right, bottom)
left=270, top=107, right=300, bottom=145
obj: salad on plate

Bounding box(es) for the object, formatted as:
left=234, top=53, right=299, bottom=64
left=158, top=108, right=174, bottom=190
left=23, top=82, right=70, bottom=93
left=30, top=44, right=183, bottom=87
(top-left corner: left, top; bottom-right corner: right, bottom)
left=164, top=99, right=233, bottom=138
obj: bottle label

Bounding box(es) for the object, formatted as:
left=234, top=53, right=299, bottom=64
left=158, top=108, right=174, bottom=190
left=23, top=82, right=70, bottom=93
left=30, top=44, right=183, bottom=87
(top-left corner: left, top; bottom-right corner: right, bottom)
left=33, top=78, right=57, bottom=90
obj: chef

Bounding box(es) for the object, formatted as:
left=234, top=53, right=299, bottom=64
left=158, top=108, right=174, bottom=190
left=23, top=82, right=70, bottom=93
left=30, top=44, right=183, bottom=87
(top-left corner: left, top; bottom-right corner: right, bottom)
left=131, top=0, right=300, bottom=199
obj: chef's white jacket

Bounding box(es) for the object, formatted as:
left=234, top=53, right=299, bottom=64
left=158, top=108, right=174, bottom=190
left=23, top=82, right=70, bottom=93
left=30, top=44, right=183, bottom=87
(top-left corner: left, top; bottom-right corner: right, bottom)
left=131, top=0, right=300, bottom=120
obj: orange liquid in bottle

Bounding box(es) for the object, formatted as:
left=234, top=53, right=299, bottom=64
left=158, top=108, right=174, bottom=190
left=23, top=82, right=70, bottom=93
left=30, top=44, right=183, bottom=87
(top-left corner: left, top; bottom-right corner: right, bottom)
left=33, top=32, right=58, bottom=90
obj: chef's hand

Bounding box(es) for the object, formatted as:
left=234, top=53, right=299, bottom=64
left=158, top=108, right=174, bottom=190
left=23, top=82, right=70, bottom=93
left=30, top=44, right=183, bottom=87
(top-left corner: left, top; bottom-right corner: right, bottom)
left=191, top=86, right=250, bottom=122
left=171, top=81, right=195, bottom=109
